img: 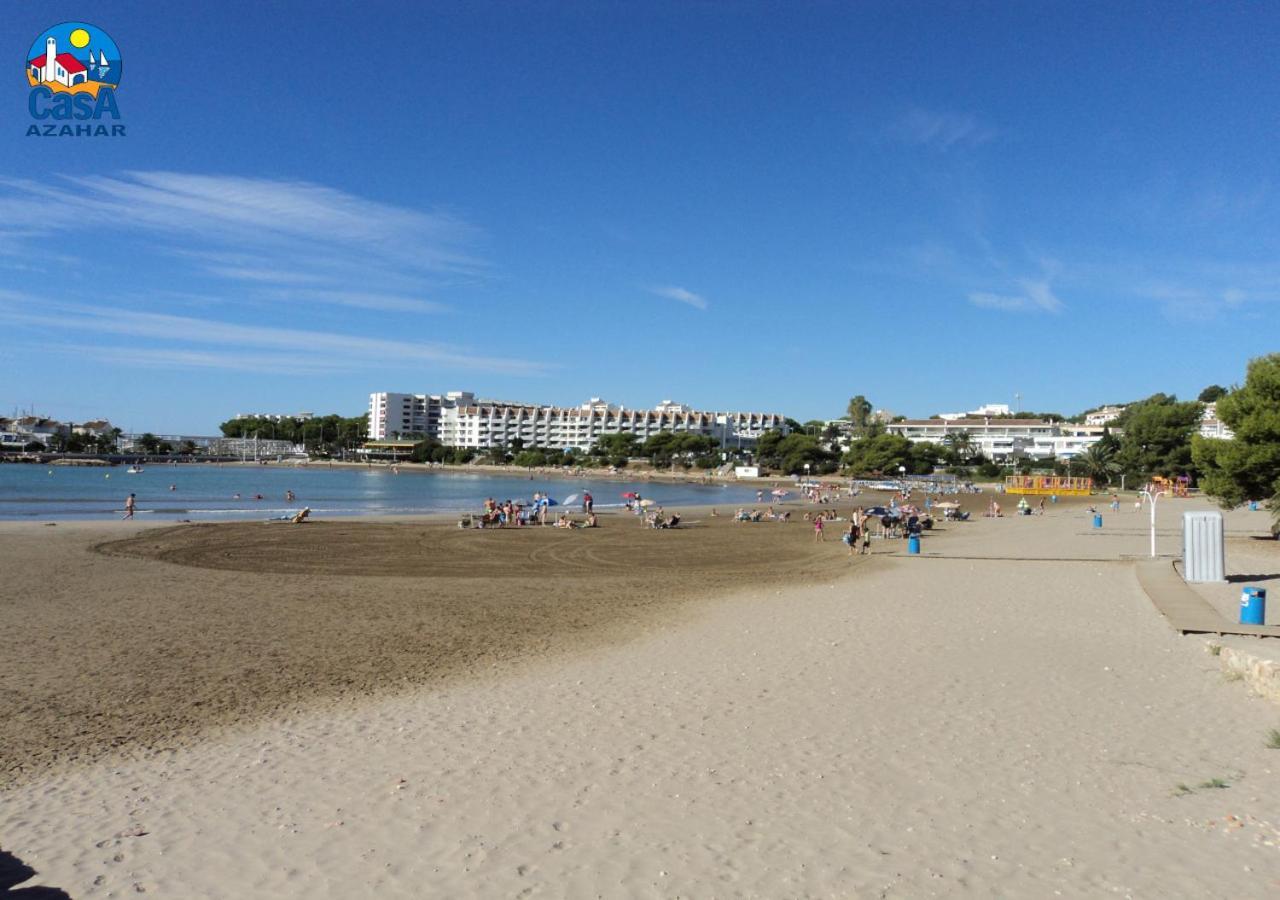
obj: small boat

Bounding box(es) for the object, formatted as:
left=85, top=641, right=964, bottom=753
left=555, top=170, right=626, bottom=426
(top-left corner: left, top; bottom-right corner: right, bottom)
left=126, top=465, right=144, bottom=474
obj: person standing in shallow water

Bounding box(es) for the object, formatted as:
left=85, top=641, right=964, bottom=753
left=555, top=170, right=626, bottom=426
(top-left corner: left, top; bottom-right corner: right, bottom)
left=123, top=493, right=136, bottom=520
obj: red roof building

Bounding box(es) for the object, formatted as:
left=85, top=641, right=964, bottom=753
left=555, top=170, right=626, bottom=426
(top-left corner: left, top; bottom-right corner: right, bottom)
left=29, top=37, right=90, bottom=87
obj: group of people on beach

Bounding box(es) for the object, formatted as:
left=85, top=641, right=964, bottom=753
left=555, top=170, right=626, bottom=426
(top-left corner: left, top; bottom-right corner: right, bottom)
left=837, top=508, right=873, bottom=555
left=468, top=494, right=599, bottom=529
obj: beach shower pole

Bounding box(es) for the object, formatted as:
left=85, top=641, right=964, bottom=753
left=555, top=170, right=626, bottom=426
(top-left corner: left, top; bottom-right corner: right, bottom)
left=1139, top=488, right=1166, bottom=557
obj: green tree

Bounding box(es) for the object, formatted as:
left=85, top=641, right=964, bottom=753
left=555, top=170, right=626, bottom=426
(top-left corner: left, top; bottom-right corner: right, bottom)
left=941, top=430, right=974, bottom=463
left=846, top=395, right=873, bottom=435
left=448, top=447, right=476, bottom=465
left=1193, top=354, right=1280, bottom=507
left=592, top=432, right=640, bottom=460
left=1113, top=394, right=1202, bottom=481
left=1198, top=384, right=1229, bottom=403
left=841, top=434, right=915, bottom=476
left=410, top=438, right=443, bottom=463
left=481, top=444, right=510, bottom=465
left=1077, top=442, right=1120, bottom=486
left=513, top=449, right=548, bottom=467
left=137, top=433, right=160, bottom=454
left=754, top=429, right=786, bottom=464
left=775, top=433, right=837, bottom=475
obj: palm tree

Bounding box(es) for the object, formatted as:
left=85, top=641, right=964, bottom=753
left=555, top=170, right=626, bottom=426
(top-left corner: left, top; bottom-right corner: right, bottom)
left=942, top=430, right=974, bottom=463
left=846, top=395, right=873, bottom=435
left=1078, top=443, right=1120, bottom=486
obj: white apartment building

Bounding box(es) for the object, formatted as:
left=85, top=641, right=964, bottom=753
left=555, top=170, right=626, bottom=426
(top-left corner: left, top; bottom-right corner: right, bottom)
left=1199, top=402, right=1235, bottom=440
left=937, top=402, right=1012, bottom=421
left=368, top=391, right=785, bottom=451
left=886, top=418, right=1109, bottom=462
left=234, top=411, right=314, bottom=422
left=1084, top=405, right=1126, bottom=426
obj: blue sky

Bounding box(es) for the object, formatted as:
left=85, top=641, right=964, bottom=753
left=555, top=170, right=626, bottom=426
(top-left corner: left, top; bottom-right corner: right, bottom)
left=2, top=1, right=1278, bottom=433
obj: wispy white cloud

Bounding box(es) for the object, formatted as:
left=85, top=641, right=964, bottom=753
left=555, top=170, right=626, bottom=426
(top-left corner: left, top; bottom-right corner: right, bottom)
left=0, top=296, right=551, bottom=376
left=649, top=285, right=708, bottom=310
left=0, top=172, right=482, bottom=271
left=969, top=277, right=1063, bottom=314
left=888, top=108, right=996, bottom=151
left=0, top=171, right=483, bottom=311
left=264, top=289, right=450, bottom=314
left=51, top=344, right=349, bottom=375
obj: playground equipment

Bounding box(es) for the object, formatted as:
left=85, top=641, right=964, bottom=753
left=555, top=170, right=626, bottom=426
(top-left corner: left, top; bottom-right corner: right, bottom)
left=1003, top=475, right=1093, bottom=496
left=1148, top=475, right=1191, bottom=498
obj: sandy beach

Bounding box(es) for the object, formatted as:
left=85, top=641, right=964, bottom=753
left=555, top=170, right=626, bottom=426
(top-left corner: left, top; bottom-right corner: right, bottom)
left=3, top=495, right=1279, bottom=896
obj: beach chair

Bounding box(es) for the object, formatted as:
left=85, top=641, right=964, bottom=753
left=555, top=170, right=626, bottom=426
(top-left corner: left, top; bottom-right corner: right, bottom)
left=290, top=507, right=311, bottom=524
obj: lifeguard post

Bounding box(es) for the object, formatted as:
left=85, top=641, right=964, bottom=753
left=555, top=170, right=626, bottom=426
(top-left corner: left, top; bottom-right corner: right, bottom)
left=1003, top=475, right=1093, bottom=496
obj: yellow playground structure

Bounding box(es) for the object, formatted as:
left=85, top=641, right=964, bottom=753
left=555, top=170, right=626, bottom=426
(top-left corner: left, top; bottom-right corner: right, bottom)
left=1148, top=475, right=1191, bottom=498
left=1004, top=475, right=1094, bottom=496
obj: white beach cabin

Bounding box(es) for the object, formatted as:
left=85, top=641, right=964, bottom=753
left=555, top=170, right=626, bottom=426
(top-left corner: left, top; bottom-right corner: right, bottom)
left=28, top=36, right=88, bottom=87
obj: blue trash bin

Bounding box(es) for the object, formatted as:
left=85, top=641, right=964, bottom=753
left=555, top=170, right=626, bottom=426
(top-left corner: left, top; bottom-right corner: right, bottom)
left=1249, top=501, right=1260, bottom=511
left=1093, top=513, right=1103, bottom=529
left=1241, top=587, right=1267, bottom=626
left=907, top=534, right=920, bottom=555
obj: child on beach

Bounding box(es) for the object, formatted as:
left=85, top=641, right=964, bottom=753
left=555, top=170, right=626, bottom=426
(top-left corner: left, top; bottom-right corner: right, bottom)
left=813, top=516, right=825, bottom=542
left=843, top=521, right=858, bottom=556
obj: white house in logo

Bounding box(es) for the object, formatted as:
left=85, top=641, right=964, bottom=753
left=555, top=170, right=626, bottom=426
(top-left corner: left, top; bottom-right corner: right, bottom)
left=28, top=36, right=88, bottom=87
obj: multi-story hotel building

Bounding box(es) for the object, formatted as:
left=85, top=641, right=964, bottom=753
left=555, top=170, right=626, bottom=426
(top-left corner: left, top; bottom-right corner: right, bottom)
left=885, top=418, right=1110, bottom=462
left=368, top=391, right=786, bottom=451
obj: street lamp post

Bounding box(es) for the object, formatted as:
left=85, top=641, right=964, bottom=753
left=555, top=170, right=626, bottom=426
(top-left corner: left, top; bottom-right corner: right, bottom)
left=898, top=464, right=907, bottom=490
left=1139, top=487, right=1167, bottom=558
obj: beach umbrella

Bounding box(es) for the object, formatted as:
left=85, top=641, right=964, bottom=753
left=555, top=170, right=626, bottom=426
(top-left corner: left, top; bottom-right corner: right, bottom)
left=543, top=497, right=558, bottom=506
left=639, top=498, right=656, bottom=507
left=771, top=489, right=789, bottom=497
left=622, top=492, right=638, bottom=499
left=563, top=493, right=581, bottom=506
left=933, top=501, right=960, bottom=510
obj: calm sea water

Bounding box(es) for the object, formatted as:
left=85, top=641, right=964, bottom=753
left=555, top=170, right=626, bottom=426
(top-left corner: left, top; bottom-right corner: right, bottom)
left=0, top=464, right=771, bottom=520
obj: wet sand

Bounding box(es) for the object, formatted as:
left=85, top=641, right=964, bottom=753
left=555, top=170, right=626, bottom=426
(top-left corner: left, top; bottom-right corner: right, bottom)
left=0, top=508, right=861, bottom=786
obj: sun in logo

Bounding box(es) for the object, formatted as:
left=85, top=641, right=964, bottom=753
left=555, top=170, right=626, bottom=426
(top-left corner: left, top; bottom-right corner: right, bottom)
left=25, top=21, right=121, bottom=97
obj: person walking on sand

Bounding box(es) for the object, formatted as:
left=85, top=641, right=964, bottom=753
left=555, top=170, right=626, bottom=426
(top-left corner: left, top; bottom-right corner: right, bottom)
left=123, top=492, right=136, bottom=520
left=843, top=520, right=858, bottom=556
left=583, top=491, right=593, bottom=514
left=813, top=515, right=825, bottom=542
